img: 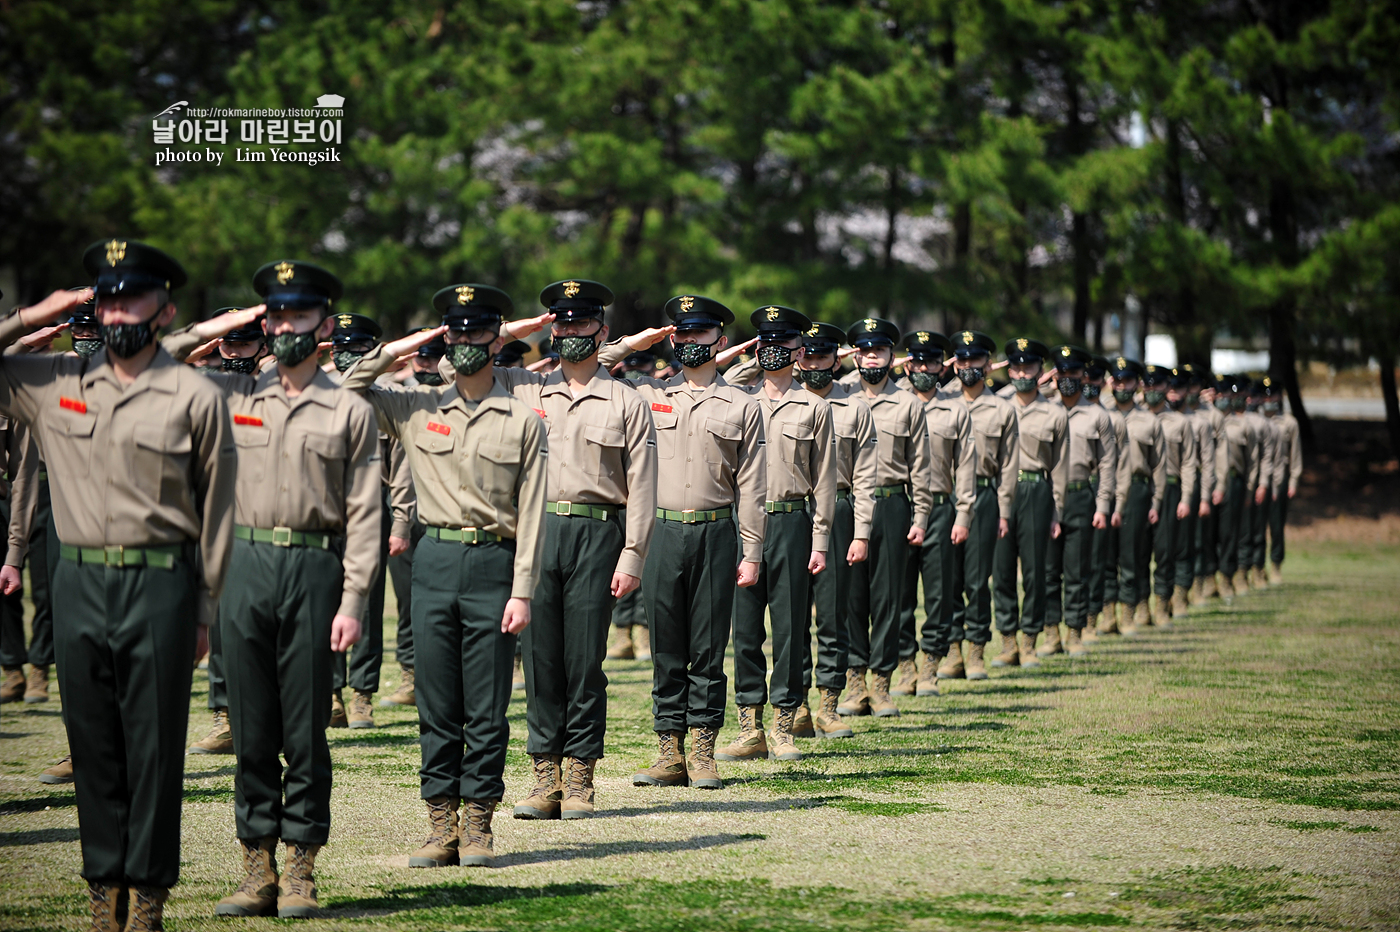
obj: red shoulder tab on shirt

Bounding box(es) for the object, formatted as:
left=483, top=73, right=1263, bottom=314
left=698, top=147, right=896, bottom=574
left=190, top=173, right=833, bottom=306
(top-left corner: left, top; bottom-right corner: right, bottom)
left=426, top=421, right=451, bottom=435
left=59, top=396, right=87, bottom=414
left=651, top=402, right=673, bottom=414
left=233, top=414, right=263, bottom=427
left=532, top=408, right=547, bottom=418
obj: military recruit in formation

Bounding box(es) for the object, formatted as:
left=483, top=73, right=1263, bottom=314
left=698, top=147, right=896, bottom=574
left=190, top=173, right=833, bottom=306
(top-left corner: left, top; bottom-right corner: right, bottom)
left=2, top=239, right=1302, bottom=931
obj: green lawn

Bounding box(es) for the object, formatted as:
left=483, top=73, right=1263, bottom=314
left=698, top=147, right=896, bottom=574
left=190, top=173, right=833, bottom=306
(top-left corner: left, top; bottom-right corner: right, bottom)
left=1, top=541, right=1397, bottom=931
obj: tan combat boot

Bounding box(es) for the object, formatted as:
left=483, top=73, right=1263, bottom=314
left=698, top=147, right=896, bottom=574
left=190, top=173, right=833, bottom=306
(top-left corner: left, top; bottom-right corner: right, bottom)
left=1065, top=626, right=1088, bottom=657
left=39, top=754, right=73, bottom=784
left=868, top=671, right=899, bottom=717
left=460, top=801, right=497, bottom=866
left=561, top=758, right=597, bottom=819
left=916, top=651, right=940, bottom=696
left=125, top=885, right=168, bottom=931
left=1205, top=574, right=1220, bottom=600
left=0, top=666, right=23, bottom=704
left=687, top=726, right=723, bottom=789
left=216, top=837, right=279, bottom=915
left=1082, top=614, right=1100, bottom=644
left=606, top=625, right=635, bottom=660
left=512, top=653, right=525, bottom=691
left=1036, top=624, right=1063, bottom=657
left=936, top=641, right=965, bottom=679
left=632, top=731, right=688, bottom=786
left=791, top=697, right=816, bottom=738
left=965, top=641, right=988, bottom=680
left=1250, top=566, right=1266, bottom=590
left=512, top=754, right=563, bottom=819
left=633, top=625, right=652, bottom=662
left=328, top=690, right=348, bottom=728
left=768, top=707, right=803, bottom=761
left=1099, top=604, right=1121, bottom=635
left=715, top=705, right=767, bottom=761
left=1119, top=603, right=1139, bottom=636
left=1134, top=602, right=1150, bottom=632
left=1017, top=632, right=1041, bottom=668
left=190, top=708, right=233, bottom=755
left=892, top=657, right=918, bottom=696
left=276, top=843, right=320, bottom=917
left=813, top=687, right=854, bottom=738
left=836, top=667, right=871, bottom=716
left=1269, top=562, right=1282, bottom=585
left=23, top=665, right=48, bottom=704
left=1172, top=585, right=1190, bottom=618
left=1232, top=569, right=1249, bottom=598
left=990, top=633, right=1020, bottom=667
left=381, top=665, right=415, bottom=706
left=86, top=882, right=126, bottom=932
left=348, top=689, right=375, bottom=729
left=408, top=797, right=459, bottom=867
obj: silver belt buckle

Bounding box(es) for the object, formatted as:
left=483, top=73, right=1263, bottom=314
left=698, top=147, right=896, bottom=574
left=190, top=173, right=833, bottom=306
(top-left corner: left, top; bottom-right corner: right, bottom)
left=271, top=526, right=293, bottom=547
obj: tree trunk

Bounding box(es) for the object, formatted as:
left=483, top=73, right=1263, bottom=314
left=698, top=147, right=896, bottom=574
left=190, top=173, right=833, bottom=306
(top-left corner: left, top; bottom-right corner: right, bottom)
left=882, top=165, right=900, bottom=316
left=1378, top=349, right=1400, bottom=463
left=1071, top=211, right=1091, bottom=342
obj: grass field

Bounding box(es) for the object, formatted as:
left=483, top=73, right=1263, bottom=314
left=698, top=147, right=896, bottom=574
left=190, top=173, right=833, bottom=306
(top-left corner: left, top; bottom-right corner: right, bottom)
left=1, top=540, right=1397, bottom=931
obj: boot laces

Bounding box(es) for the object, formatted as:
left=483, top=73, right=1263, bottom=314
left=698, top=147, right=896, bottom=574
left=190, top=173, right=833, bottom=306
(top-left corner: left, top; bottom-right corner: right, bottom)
left=691, top=727, right=716, bottom=761
left=654, top=731, right=680, bottom=765
left=234, top=839, right=275, bottom=894
left=528, top=754, right=559, bottom=793
left=282, top=845, right=315, bottom=898
left=462, top=802, right=494, bottom=847
left=127, top=886, right=165, bottom=930
left=564, top=758, right=593, bottom=799
left=423, top=799, right=458, bottom=844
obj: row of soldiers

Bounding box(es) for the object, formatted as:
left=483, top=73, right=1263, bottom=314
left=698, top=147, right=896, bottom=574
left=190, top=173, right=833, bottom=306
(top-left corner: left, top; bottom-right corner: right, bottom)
left=0, top=239, right=1300, bottom=932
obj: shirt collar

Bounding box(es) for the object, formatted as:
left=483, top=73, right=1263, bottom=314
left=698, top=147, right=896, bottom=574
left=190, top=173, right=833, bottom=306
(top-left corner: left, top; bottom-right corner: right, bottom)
left=82, top=344, right=183, bottom=396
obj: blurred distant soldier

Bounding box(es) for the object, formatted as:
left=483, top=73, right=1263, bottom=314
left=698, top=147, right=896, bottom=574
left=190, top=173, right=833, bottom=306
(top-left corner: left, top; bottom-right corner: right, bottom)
left=1244, top=379, right=1279, bottom=591
left=1144, top=366, right=1196, bottom=627
left=1084, top=354, right=1120, bottom=638
left=1262, top=378, right=1301, bottom=583
left=1107, top=357, right=1164, bottom=636
left=1213, top=376, right=1258, bottom=601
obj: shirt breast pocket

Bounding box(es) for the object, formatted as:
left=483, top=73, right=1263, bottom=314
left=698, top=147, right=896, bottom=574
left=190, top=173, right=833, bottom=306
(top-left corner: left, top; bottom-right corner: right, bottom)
left=233, top=425, right=270, bottom=483
left=652, top=411, right=678, bottom=460
left=704, top=417, right=743, bottom=466
left=878, top=423, right=911, bottom=469
left=931, top=422, right=958, bottom=460
left=583, top=423, right=627, bottom=477
left=477, top=441, right=521, bottom=501
left=303, top=431, right=346, bottom=498
left=49, top=413, right=96, bottom=474
left=133, top=423, right=193, bottom=503
left=780, top=421, right=814, bottom=470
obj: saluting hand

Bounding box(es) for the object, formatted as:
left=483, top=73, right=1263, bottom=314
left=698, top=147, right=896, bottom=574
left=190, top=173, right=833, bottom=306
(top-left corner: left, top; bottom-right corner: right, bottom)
left=17, top=322, right=69, bottom=352
left=714, top=337, right=757, bottom=368
left=625, top=326, right=676, bottom=352
left=17, top=287, right=94, bottom=328
left=383, top=325, right=448, bottom=359
left=190, top=304, right=266, bottom=341
left=330, top=614, right=362, bottom=652
left=504, top=313, right=555, bottom=340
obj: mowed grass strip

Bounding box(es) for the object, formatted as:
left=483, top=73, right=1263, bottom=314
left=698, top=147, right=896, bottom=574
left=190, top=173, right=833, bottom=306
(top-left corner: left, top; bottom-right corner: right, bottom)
left=0, top=540, right=1395, bottom=931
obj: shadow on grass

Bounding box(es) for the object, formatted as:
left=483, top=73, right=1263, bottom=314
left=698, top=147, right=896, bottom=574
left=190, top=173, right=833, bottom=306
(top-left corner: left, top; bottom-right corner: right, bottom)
left=0, top=794, right=76, bottom=815
left=0, top=827, right=80, bottom=845
left=183, top=765, right=236, bottom=779
left=328, top=881, right=611, bottom=917
left=599, top=799, right=826, bottom=817
left=499, top=831, right=766, bottom=867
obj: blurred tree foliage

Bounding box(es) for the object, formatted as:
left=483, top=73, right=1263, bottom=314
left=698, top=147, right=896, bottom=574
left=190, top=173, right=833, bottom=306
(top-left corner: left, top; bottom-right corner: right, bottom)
left=2, top=0, right=1397, bottom=447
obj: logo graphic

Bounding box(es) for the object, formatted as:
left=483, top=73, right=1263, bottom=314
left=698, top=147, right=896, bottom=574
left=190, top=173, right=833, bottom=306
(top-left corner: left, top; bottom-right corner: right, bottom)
left=338, top=314, right=353, bottom=328
left=1062, top=346, right=1072, bottom=357
left=275, top=261, right=295, bottom=284
left=105, top=240, right=126, bottom=266
left=155, top=101, right=189, bottom=118
left=765, top=307, right=780, bottom=321
left=1117, top=357, right=1128, bottom=370
left=679, top=296, right=695, bottom=312
left=316, top=94, right=346, bottom=108
left=863, top=318, right=877, bottom=331
left=456, top=285, right=475, bottom=304
left=807, top=323, right=820, bottom=336
left=563, top=280, right=581, bottom=298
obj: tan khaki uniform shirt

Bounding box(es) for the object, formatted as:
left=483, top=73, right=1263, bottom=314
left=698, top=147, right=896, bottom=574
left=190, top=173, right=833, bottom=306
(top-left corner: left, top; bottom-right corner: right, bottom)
left=1247, top=411, right=1278, bottom=494
left=954, top=387, right=1019, bottom=520
left=1188, top=406, right=1217, bottom=501
left=344, top=346, right=548, bottom=599
left=921, top=393, right=977, bottom=529
left=490, top=363, right=658, bottom=579
left=1216, top=412, right=1259, bottom=490
left=856, top=380, right=935, bottom=528
left=1011, top=394, right=1069, bottom=521
left=1056, top=396, right=1117, bottom=515
left=596, top=351, right=766, bottom=563
left=2, top=418, right=39, bottom=567
left=1156, top=408, right=1199, bottom=505
left=1115, top=404, right=1166, bottom=511
left=0, top=314, right=236, bottom=622
left=1270, top=412, right=1303, bottom=496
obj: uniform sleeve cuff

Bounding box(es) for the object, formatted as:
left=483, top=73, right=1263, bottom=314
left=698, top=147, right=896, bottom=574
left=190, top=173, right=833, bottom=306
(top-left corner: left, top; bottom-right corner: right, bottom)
left=615, top=551, right=646, bottom=580
left=337, top=592, right=366, bottom=621
left=197, top=589, right=219, bottom=628
left=911, top=510, right=930, bottom=529
left=741, top=544, right=764, bottom=563
left=811, top=533, right=829, bottom=552
left=390, top=519, right=412, bottom=540
left=853, top=522, right=873, bottom=539
left=999, top=507, right=1013, bottom=520
left=511, top=580, right=537, bottom=600
left=953, top=511, right=972, bottom=529
left=5, top=543, right=26, bottom=567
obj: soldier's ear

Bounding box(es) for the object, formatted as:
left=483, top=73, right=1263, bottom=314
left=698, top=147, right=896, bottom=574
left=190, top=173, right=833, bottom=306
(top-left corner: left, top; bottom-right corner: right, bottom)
left=718, top=334, right=729, bottom=351
left=315, top=313, right=336, bottom=340
left=157, top=301, right=179, bottom=328
left=598, top=323, right=609, bottom=344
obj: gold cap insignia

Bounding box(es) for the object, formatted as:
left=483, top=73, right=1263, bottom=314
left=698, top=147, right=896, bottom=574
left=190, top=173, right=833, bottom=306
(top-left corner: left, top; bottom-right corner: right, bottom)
left=563, top=280, right=581, bottom=298
left=962, top=331, right=974, bottom=344
left=917, top=332, right=929, bottom=343
left=456, top=285, right=475, bottom=305
left=807, top=323, right=820, bottom=336
left=765, top=307, right=780, bottom=321
left=1061, top=346, right=1072, bottom=357
left=1262, top=376, right=1272, bottom=386
left=1017, top=338, right=1028, bottom=351
left=105, top=240, right=126, bottom=266
left=679, top=296, right=695, bottom=311
left=864, top=318, right=877, bottom=331
left=1117, top=357, right=1127, bottom=369
left=338, top=314, right=352, bottom=328
left=275, top=261, right=294, bottom=285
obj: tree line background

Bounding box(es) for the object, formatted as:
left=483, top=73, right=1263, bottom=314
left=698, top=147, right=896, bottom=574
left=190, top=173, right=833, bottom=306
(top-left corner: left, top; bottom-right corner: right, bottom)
left=2, top=0, right=1399, bottom=452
